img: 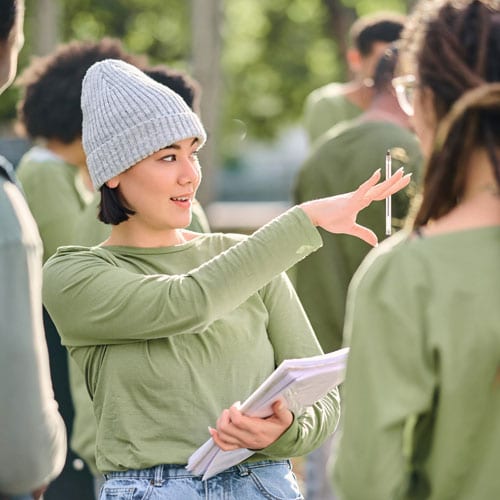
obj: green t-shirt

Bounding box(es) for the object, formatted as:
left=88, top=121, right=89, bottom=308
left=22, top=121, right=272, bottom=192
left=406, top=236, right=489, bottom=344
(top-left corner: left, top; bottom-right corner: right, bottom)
left=334, top=227, right=500, bottom=499
left=43, top=207, right=340, bottom=473
left=303, top=83, right=362, bottom=144
left=17, top=146, right=93, bottom=263
left=293, top=119, right=422, bottom=352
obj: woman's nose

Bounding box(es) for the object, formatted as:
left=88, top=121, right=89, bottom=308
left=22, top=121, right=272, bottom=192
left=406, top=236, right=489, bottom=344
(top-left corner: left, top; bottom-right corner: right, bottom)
left=178, top=156, right=200, bottom=185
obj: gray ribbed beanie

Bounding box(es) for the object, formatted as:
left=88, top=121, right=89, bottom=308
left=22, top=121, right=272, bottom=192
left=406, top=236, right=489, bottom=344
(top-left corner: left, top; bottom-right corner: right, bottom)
left=81, top=59, right=207, bottom=189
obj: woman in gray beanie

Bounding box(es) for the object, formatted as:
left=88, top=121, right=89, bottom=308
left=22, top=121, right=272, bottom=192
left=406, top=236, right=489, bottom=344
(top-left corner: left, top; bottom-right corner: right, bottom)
left=43, top=58, right=410, bottom=499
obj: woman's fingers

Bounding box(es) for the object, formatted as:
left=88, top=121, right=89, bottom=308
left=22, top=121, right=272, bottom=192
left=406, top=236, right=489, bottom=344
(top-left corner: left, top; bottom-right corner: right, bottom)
left=349, top=224, right=378, bottom=247
left=366, top=170, right=411, bottom=201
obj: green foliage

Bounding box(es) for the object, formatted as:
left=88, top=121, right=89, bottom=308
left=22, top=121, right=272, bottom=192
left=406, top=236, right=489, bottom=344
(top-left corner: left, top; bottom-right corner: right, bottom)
left=1, top=0, right=412, bottom=142
left=221, top=0, right=339, bottom=139
left=61, top=0, right=190, bottom=65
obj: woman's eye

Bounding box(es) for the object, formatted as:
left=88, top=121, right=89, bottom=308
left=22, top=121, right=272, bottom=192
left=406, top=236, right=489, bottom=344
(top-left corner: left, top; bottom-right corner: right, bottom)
left=161, top=154, right=176, bottom=162
left=191, top=151, right=200, bottom=161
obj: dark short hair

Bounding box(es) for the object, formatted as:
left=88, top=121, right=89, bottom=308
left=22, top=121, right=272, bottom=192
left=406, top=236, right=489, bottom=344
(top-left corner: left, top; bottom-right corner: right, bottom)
left=143, top=65, right=201, bottom=114
left=98, top=184, right=135, bottom=225
left=16, top=38, right=144, bottom=143
left=0, top=0, right=18, bottom=42
left=350, top=13, right=406, bottom=56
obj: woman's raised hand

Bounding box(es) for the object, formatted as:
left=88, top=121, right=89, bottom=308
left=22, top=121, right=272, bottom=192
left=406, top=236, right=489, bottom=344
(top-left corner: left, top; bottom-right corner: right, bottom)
left=300, top=168, right=412, bottom=246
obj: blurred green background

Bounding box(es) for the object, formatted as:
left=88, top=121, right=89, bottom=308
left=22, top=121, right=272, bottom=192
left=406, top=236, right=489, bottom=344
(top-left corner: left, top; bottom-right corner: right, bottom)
left=1, top=0, right=415, bottom=205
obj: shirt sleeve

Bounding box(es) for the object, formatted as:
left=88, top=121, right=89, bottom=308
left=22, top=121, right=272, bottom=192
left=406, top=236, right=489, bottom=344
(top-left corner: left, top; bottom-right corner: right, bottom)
left=255, top=272, right=341, bottom=459
left=43, top=206, right=323, bottom=346
left=0, top=182, right=67, bottom=495
left=333, top=243, right=436, bottom=499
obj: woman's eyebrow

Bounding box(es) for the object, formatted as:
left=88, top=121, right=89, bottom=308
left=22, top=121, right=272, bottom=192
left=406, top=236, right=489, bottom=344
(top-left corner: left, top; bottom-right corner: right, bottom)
left=162, top=138, right=199, bottom=150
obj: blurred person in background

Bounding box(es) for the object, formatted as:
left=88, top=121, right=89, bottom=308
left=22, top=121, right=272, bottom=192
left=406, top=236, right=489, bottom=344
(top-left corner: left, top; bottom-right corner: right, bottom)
left=0, top=0, right=66, bottom=498
left=294, top=45, right=422, bottom=500
left=303, top=11, right=405, bottom=146
left=333, top=1, right=500, bottom=498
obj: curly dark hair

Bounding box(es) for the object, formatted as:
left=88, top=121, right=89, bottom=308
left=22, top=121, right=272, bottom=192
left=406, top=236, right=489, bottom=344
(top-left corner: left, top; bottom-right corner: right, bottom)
left=0, top=0, right=19, bottom=42
left=16, top=38, right=145, bottom=143
left=144, top=65, right=201, bottom=114
left=400, top=0, right=500, bottom=227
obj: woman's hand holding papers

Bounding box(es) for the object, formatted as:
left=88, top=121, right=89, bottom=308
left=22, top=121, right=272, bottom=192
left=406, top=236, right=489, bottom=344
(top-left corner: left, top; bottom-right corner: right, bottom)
left=209, top=400, right=293, bottom=451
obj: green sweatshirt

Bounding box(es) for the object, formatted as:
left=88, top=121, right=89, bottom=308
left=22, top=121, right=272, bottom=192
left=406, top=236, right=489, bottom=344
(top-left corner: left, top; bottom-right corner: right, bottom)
left=43, top=207, right=340, bottom=473
left=334, top=227, right=500, bottom=500
left=294, top=119, right=422, bottom=352
left=69, top=193, right=212, bottom=474
left=17, top=146, right=93, bottom=263
left=18, top=146, right=212, bottom=474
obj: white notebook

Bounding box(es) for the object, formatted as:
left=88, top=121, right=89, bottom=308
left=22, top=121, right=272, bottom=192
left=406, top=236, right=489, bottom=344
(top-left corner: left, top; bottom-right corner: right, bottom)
left=187, top=347, right=349, bottom=480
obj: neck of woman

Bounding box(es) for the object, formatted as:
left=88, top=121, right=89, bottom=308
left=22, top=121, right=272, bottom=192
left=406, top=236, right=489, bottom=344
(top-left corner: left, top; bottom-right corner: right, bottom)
left=421, top=148, right=500, bottom=236
left=104, top=222, right=189, bottom=248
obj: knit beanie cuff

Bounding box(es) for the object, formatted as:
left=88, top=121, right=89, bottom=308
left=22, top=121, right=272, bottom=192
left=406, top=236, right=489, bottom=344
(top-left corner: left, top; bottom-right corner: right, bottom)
left=88, top=112, right=206, bottom=189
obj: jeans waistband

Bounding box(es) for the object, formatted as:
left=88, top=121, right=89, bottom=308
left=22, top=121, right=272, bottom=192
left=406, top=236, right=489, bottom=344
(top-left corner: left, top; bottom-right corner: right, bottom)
left=104, top=459, right=290, bottom=485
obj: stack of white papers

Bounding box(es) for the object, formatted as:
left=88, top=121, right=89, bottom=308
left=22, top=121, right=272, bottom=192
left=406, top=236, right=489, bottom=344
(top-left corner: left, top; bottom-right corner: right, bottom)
left=187, top=347, right=349, bottom=480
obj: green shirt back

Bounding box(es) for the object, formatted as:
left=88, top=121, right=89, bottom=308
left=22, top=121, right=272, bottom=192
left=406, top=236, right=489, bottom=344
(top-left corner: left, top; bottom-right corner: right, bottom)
left=335, top=227, right=500, bottom=499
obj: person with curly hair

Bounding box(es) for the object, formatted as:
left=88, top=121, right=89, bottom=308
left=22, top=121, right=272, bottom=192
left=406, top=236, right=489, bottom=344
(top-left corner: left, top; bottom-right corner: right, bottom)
left=333, top=1, right=500, bottom=498
left=16, top=38, right=145, bottom=263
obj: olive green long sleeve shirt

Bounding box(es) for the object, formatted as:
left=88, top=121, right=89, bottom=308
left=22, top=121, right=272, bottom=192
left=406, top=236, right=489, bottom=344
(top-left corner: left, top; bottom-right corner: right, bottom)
left=43, top=207, right=340, bottom=473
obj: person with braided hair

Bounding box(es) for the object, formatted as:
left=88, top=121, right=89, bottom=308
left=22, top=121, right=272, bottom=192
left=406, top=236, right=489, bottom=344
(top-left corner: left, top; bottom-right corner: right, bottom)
left=333, top=1, right=500, bottom=499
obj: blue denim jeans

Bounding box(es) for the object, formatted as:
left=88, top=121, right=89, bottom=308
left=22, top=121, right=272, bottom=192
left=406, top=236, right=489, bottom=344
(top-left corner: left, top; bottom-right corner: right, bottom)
left=100, top=460, right=303, bottom=499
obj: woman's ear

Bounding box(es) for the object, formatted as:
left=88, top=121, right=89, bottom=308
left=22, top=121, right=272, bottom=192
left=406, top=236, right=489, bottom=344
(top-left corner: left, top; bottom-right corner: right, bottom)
left=346, top=48, right=362, bottom=75
left=105, top=176, right=120, bottom=189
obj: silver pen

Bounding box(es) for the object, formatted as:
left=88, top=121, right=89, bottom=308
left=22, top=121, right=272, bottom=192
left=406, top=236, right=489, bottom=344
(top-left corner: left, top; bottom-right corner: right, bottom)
left=385, top=150, right=392, bottom=236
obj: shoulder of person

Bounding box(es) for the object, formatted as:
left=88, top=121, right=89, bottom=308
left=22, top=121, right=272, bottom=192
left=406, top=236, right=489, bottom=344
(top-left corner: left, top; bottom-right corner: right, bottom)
left=305, top=82, right=345, bottom=107
left=351, top=231, right=432, bottom=295
left=198, top=231, right=248, bottom=248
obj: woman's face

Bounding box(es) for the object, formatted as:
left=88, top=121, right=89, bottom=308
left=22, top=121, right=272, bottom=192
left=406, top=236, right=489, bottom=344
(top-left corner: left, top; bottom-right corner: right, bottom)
left=112, top=137, right=202, bottom=232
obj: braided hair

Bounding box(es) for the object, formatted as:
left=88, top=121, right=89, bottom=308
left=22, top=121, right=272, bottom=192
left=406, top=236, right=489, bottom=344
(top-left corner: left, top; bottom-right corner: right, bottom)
left=400, top=0, right=500, bottom=227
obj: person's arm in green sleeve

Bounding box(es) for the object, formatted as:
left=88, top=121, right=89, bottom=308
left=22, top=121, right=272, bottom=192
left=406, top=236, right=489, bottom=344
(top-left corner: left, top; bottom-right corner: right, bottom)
left=43, top=207, right=322, bottom=347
